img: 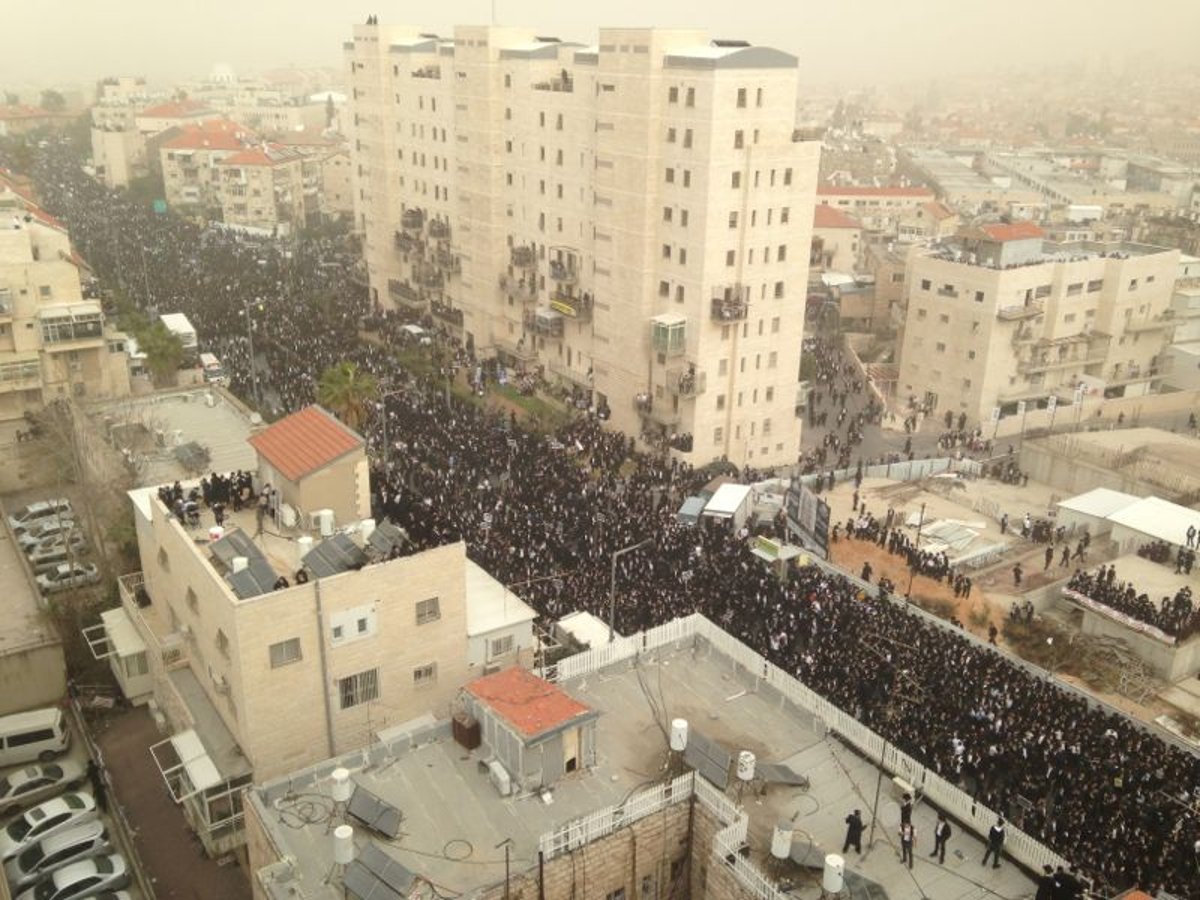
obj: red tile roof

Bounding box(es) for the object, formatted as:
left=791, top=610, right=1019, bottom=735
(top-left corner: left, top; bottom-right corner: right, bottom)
left=248, top=405, right=364, bottom=482
left=817, top=185, right=934, bottom=198
left=921, top=201, right=956, bottom=221
left=980, top=221, right=1044, bottom=242
left=0, top=172, right=67, bottom=233
left=466, top=667, right=594, bottom=740
left=813, top=205, right=861, bottom=229
left=0, top=105, right=54, bottom=121
left=138, top=99, right=212, bottom=119
left=162, top=119, right=255, bottom=152
left=218, top=144, right=302, bottom=167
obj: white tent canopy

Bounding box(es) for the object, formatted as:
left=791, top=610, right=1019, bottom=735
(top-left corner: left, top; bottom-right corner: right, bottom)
left=1107, top=496, right=1200, bottom=548
left=1057, top=487, right=1141, bottom=519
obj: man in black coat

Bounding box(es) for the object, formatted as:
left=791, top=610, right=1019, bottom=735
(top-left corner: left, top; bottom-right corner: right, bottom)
left=843, top=809, right=864, bottom=855
left=930, top=813, right=951, bottom=864
left=981, top=818, right=1005, bottom=868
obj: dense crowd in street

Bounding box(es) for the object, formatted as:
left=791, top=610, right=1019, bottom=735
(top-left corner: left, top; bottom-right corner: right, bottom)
left=17, top=136, right=1200, bottom=898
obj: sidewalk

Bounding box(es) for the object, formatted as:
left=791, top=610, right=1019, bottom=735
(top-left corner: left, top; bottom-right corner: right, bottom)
left=96, top=707, right=251, bottom=900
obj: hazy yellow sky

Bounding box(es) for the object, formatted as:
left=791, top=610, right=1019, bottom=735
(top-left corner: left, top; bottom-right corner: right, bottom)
left=4, top=0, right=1198, bottom=89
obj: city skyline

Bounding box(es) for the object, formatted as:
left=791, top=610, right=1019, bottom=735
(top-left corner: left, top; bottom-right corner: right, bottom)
left=5, top=0, right=1200, bottom=90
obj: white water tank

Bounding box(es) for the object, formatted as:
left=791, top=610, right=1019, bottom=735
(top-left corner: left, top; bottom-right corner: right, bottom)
left=231, top=556, right=248, bottom=573
left=360, top=518, right=376, bottom=541
left=209, top=526, right=225, bottom=542
left=670, top=719, right=689, bottom=752
left=315, top=508, right=335, bottom=537
left=770, top=821, right=793, bottom=860
left=822, top=854, right=845, bottom=893
left=297, top=535, right=314, bottom=564
left=333, top=824, right=355, bottom=865
left=736, top=750, right=756, bottom=783
left=330, top=767, right=352, bottom=803
left=279, top=503, right=297, bottom=528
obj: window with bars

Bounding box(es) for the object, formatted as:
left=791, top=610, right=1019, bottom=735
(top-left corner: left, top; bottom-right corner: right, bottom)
left=269, top=638, right=301, bottom=668
left=416, top=597, right=441, bottom=625
left=339, top=669, right=380, bottom=709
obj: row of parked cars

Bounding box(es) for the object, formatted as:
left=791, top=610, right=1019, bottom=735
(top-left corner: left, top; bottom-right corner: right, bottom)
left=7, top=499, right=100, bottom=596
left=0, top=708, right=129, bottom=900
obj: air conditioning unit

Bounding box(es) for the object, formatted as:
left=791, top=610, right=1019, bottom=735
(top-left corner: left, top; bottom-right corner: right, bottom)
left=279, top=503, right=298, bottom=528
left=486, top=759, right=512, bottom=797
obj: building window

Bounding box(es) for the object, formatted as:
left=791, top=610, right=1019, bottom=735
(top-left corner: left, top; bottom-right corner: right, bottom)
left=665, top=167, right=674, bottom=184
left=1067, top=282, right=1083, bottom=296
left=678, top=248, right=687, bottom=265
left=936, top=342, right=946, bottom=352
left=663, top=206, right=673, bottom=222
left=783, top=168, right=793, bottom=185
left=773, top=281, right=785, bottom=298
left=668, top=86, right=678, bottom=103
left=920, top=279, right=931, bottom=291
left=680, top=210, right=689, bottom=227
left=1129, top=279, right=1138, bottom=291
left=726, top=250, right=736, bottom=266
left=184, top=587, right=197, bottom=613
left=339, top=669, right=380, bottom=709
left=489, top=635, right=515, bottom=658
left=732, top=172, right=741, bottom=189
left=663, top=244, right=672, bottom=259
left=780, top=207, right=790, bottom=224
left=158, top=548, right=170, bottom=572
left=659, top=280, right=670, bottom=297
left=413, top=663, right=437, bottom=689
left=269, top=638, right=302, bottom=669
left=737, top=88, right=747, bottom=108
left=778, top=245, right=787, bottom=261
left=713, top=427, right=723, bottom=444
left=734, top=130, right=744, bottom=149
left=716, top=394, right=726, bottom=411
left=728, top=212, right=738, bottom=229
left=682, top=170, right=691, bottom=187
left=685, top=87, right=694, bottom=107
left=768, top=351, right=778, bottom=368
left=974, top=291, right=984, bottom=302
left=939, top=314, right=950, bottom=324
left=416, top=597, right=441, bottom=625
left=216, top=629, right=230, bottom=658
left=968, top=350, right=976, bottom=360
left=771, top=317, right=781, bottom=333
left=667, top=127, right=676, bottom=143
left=756, top=87, right=763, bottom=107
left=765, top=386, right=775, bottom=402
left=683, top=128, right=692, bottom=149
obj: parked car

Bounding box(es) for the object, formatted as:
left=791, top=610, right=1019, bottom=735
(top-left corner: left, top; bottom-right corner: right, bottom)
left=5, top=819, right=110, bottom=890
left=0, top=708, right=70, bottom=767
left=14, top=853, right=128, bottom=900
left=26, top=533, right=88, bottom=573
left=35, top=563, right=100, bottom=595
left=0, top=762, right=85, bottom=817
left=0, top=793, right=97, bottom=863
left=7, top=500, right=72, bottom=535
left=17, top=519, right=77, bottom=552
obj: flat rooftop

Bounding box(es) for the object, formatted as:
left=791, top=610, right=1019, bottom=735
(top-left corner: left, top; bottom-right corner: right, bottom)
left=0, top=519, right=59, bottom=656
left=925, top=237, right=1173, bottom=269
left=251, top=631, right=1035, bottom=900
left=91, top=388, right=260, bottom=487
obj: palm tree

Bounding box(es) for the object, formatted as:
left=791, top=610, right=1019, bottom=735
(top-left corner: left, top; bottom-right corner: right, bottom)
left=317, top=361, right=378, bottom=432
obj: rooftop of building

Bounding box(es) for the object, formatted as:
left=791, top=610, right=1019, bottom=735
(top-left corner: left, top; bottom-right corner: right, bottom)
left=217, top=144, right=305, bottom=168
left=0, top=507, right=62, bottom=657
left=247, top=405, right=363, bottom=482
left=817, top=184, right=933, bottom=198
left=138, top=98, right=214, bottom=119
left=465, top=666, right=595, bottom=739
left=923, top=235, right=1177, bottom=269
left=161, top=118, right=256, bottom=152
left=249, top=618, right=1036, bottom=900
left=812, top=205, right=861, bottom=230
left=0, top=171, right=67, bottom=233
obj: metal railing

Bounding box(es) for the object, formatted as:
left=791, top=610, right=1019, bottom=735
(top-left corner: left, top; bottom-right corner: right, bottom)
left=997, top=301, right=1045, bottom=321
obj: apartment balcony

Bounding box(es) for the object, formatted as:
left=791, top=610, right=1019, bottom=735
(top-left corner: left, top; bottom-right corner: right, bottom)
left=0, top=359, right=42, bottom=394
left=711, top=287, right=749, bottom=322
left=500, top=274, right=538, bottom=304
left=494, top=336, right=538, bottom=363
left=388, top=278, right=425, bottom=307
left=394, top=231, right=421, bottom=255
left=415, top=265, right=444, bottom=290
left=525, top=308, right=564, bottom=338
left=548, top=258, right=578, bottom=285
left=1017, top=349, right=1107, bottom=374
left=651, top=315, right=687, bottom=357
left=401, top=208, right=424, bottom=232
left=428, top=219, right=450, bottom=240
left=665, top=366, right=706, bottom=398
left=634, top=392, right=654, bottom=414
left=412, top=65, right=441, bottom=79
left=548, top=359, right=591, bottom=388
left=433, top=248, right=460, bottom=274
left=431, top=301, right=464, bottom=328
left=996, top=300, right=1045, bottom=321
left=533, top=72, right=573, bottom=93
left=511, top=245, right=535, bottom=269
left=1124, top=311, right=1174, bottom=333
left=549, top=290, right=592, bottom=322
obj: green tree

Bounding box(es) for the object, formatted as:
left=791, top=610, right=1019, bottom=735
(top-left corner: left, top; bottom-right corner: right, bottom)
left=40, top=89, right=66, bottom=112
left=138, top=321, right=186, bottom=386
left=317, top=361, right=378, bottom=431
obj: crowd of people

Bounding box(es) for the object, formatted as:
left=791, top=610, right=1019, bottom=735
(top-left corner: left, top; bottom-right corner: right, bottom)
left=1067, top=566, right=1199, bottom=642
left=16, top=134, right=1200, bottom=898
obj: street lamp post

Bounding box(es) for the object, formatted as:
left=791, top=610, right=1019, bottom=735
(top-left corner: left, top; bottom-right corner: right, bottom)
left=904, top=502, right=927, bottom=599
left=242, top=298, right=261, bottom=409
left=609, top=538, right=653, bottom=642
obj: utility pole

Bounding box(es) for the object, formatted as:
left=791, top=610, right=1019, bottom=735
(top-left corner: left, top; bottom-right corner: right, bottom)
left=609, top=538, right=652, bottom=642
left=242, top=298, right=261, bottom=410
left=495, top=838, right=512, bottom=899
left=904, top=502, right=926, bottom=598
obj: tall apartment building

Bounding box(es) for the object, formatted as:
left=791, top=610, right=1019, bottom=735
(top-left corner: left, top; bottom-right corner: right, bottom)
left=897, top=222, right=1180, bottom=427
left=103, top=406, right=536, bottom=856
left=0, top=174, right=130, bottom=420
left=346, top=23, right=820, bottom=467
left=217, top=143, right=316, bottom=235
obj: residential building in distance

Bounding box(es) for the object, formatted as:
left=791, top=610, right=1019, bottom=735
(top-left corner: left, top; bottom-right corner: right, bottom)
left=897, top=223, right=1180, bottom=427
left=897, top=200, right=960, bottom=243
left=104, top=404, right=535, bottom=855
left=0, top=173, right=131, bottom=420
left=815, top=184, right=934, bottom=233
left=347, top=23, right=821, bottom=467
left=272, top=128, right=355, bottom=222
left=810, top=204, right=861, bottom=273
left=160, top=118, right=258, bottom=216
left=0, top=105, right=76, bottom=137
left=89, top=76, right=157, bottom=188
left=216, top=143, right=314, bottom=235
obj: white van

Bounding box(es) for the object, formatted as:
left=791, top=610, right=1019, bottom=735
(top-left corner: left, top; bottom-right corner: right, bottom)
left=0, top=709, right=70, bottom=767
left=199, top=352, right=227, bottom=386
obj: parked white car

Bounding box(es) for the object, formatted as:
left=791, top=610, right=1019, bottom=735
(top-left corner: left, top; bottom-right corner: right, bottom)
left=17, top=519, right=77, bottom=552
left=0, top=762, right=85, bottom=817
left=7, top=500, right=72, bottom=535
left=26, top=533, right=88, bottom=574
left=35, top=563, right=100, bottom=595
left=14, top=853, right=128, bottom=900
left=0, top=792, right=97, bottom=863
left=5, top=819, right=110, bottom=890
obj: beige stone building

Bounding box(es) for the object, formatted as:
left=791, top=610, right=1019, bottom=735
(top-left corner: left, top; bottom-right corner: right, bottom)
left=216, top=142, right=314, bottom=235
left=816, top=184, right=934, bottom=232
left=897, top=200, right=960, bottom=243
left=104, top=410, right=536, bottom=855
left=89, top=77, right=156, bottom=188
left=810, top=204, right=861, bottom=273
left=897, top=222, right=1181, bottom=427
left=347, top=23, right=820, bottom=467
left=0, top=174, right=131, bottom=421
left=160, top=118, right=257, bottom=215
